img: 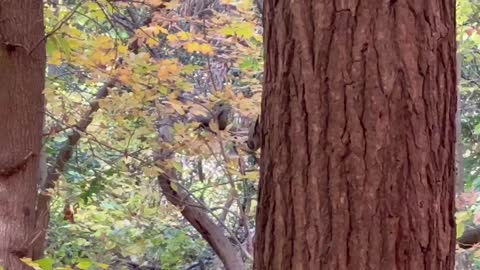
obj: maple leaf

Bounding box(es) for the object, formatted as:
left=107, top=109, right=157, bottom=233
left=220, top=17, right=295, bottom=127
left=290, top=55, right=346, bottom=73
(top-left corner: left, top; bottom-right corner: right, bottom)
left=184, top=42, right=215, bottom=56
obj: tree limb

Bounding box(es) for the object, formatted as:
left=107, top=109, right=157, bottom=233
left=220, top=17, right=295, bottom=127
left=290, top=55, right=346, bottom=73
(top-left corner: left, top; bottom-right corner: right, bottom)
left=158, top=171, right=246, bottom=270
left=32, top=79, right=117, bottom=259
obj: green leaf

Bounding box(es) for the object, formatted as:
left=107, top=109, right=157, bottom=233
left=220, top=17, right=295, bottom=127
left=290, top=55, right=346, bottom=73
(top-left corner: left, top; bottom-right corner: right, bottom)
left=76, top=259, right=93, bottom=270
left=240, top=57, right=260, bottom=71
left=35, top=257, right=55, bottom=270
left=20, top=258, right=42, bottom=270
left=123, top=241, right=147, bottom=256
left=457, top=222, right=465, bottom=239
left=474, top=123, right=480, bottom=134
left=457, top=0, right=474, bottom=26
left=181, top=64, right=202, bottom=75
left=94, top=262, right=109, bottom=269
left=220, top=22, right=255, bottom=39
left=46, top=36, right=58, bottom=55
left=56, top=36, right=72, bottom=55
left=171, top=161, right=183, bottom=173
left=171, top=182, right=179, bottom=193
left=456, top=211, right=471, bottom=223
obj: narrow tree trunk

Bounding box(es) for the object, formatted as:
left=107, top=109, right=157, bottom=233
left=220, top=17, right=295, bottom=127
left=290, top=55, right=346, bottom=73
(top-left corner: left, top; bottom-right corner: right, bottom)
left=32, top=79, right=115, bottom=259
left=255, top=1, right=457, bottom=270
left=0, top=1, right=46, bottom=269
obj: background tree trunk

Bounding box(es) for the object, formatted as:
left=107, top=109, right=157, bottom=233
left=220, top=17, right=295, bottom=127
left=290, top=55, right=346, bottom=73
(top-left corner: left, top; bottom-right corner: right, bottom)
left=0, top=1, right=46, bottom=269
left=32, top=79, right=116, bottom=259
left=158, top=172, right=246, bottom=270
left=254, top=1, right=457, bottom=270
left=156, top=117, right=246, bottom=270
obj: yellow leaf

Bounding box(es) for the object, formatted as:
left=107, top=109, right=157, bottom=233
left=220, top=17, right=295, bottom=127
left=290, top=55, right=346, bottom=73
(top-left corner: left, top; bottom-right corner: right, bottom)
left=169, top=100, right=185, bottom=115
left=237, top=0, right=254, bottom=11
left=143, top=166, right=163, bottom=177
left=95, top=262, right=110, bottom=269
left=117, top=44, right=128, bottom=54
left=50, top=51, right=62, bottom=65
left=139, top=25, right=168, bottom=36
left=199, top=43, right=215, bottom=55
left=184, top=42, right=201, bottom=53
left=20, top=258, right=42, bottom=270
left=43, top=88, right=56, bottom=101
left=170, top=182, right=179, bottom=192
left=146, top=0, right=164, bottom=5
left=94, top=35, right=114, bottom=50
left=209, top=120, right=219, bottom=133
left=162, top=0, right=180, bottom=9
left=456, top=211, right=471, bottom=223
left=67, top=117, right=77, bottom=126
left=157, top=59, right=181, bottom=79
left=224, top=85, right=236, bottom=99
left=167, top=34, right=178, bottom=42
left=184, top=42, right=215, bottom=56
left=177, top=32, right=191, bottom=41
left=146, top=38, right=160, bottom=47
left=91, top=50, right=115, bottom=66
left=220, top=22, right=255, bottom=39
left=116, top=68, right=132, bottom=84
left=189, top=104, right=209, bottom=116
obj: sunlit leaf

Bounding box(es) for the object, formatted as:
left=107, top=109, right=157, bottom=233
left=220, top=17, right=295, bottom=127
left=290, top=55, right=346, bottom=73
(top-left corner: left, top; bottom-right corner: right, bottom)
left=457, top=222, right=465, bottom=239
left=35, top=257, right=54, bottom=270
left=75, top=259, right=93, bottom=270
left=20, top=258, right=42, bottom=270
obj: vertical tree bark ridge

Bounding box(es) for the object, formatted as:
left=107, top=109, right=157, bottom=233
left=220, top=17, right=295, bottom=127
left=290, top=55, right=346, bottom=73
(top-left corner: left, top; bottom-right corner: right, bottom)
left=255, top=1, right=456, bottom=270
left=0, top=1, right=46, bottom=269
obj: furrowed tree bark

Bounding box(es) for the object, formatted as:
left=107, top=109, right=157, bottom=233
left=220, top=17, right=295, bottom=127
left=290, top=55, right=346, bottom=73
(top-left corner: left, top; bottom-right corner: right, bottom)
left=0, top=1, right=46, bottom=269
left=255, top=1, right=457, bottom=270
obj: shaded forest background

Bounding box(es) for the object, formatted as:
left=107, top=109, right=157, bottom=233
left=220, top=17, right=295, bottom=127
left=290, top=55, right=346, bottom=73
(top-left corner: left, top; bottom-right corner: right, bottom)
left=10, top=0, right=480, bottom=269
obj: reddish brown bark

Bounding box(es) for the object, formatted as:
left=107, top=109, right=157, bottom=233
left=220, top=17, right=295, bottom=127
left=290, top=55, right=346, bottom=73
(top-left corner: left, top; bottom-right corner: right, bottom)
left=0, top=1, right=46, bottom=269
left=254, top=1, right=457, bottom=270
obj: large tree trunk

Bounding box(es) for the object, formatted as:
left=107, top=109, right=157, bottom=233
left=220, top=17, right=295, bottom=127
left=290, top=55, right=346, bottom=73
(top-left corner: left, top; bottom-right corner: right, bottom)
left=254, top=1, right=457, bottom=270
left=0, top=1, right=46, bottom=270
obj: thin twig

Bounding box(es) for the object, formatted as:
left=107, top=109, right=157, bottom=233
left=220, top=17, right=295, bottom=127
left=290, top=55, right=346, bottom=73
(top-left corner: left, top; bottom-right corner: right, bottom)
left=30, top=1, right=86, bottom=54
